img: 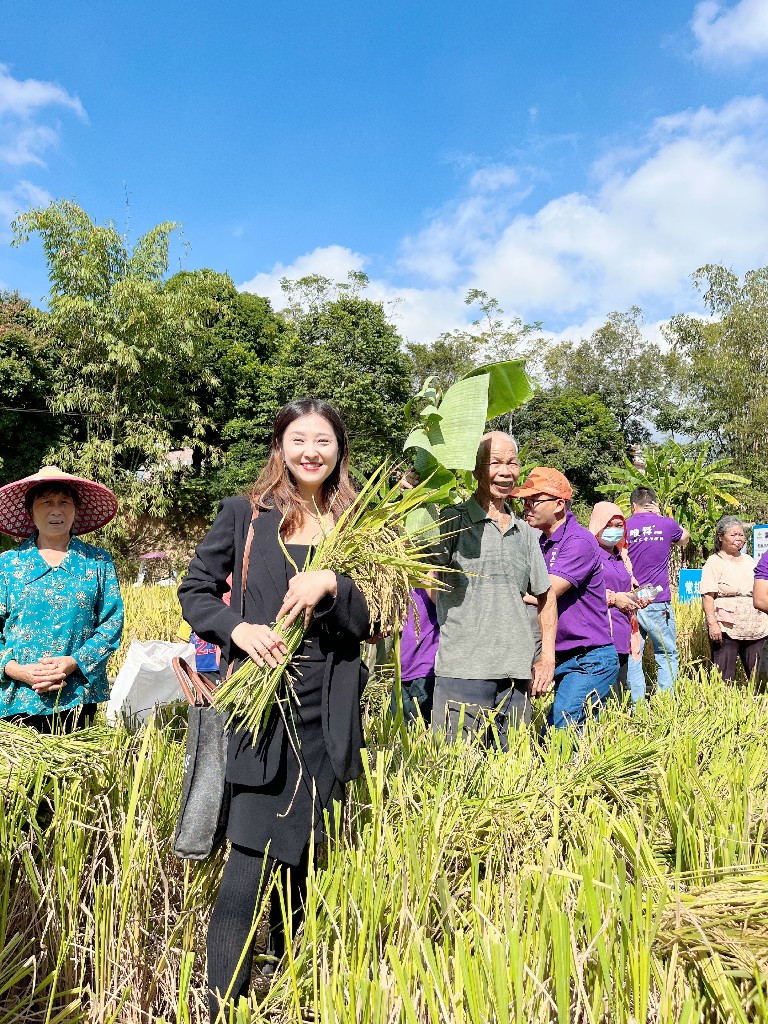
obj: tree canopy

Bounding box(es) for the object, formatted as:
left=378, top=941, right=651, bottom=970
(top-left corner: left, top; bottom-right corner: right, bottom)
left=5, top=199, right=768, bottom=562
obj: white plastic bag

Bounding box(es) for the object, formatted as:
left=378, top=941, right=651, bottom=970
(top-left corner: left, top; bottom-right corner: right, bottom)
left=107, top=639, right=196, bottom=726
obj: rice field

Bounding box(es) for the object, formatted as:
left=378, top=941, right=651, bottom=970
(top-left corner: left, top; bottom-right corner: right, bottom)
left=3, top=589, right=768, bottom=1023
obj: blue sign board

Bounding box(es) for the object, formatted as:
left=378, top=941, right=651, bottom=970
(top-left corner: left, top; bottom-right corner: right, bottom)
left=678, top=568, right=702, bottom=603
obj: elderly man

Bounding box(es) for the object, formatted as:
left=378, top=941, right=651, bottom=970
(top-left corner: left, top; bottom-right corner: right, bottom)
left=512, top=467, right=618, bottom=730
left=430, top=432, right=557, bottom=748
left=625, top=487, right=689, bottom=702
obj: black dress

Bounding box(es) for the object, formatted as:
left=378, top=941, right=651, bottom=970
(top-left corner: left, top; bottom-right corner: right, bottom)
left=226, top=544, right=344, bottom=865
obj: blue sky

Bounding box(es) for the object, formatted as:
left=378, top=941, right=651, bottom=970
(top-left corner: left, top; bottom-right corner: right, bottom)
left=3, top=0, right=768, bottom=342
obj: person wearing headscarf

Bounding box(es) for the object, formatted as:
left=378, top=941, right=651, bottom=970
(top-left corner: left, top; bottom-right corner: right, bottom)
left=588, top=501, right=644, bottom=698
left=701, top=515, right=768, bottom=683
left=0, top=466, right=123, bottom=731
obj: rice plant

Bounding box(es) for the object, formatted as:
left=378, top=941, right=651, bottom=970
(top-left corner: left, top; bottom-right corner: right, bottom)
left=4, top=584, right=768, bottom=1022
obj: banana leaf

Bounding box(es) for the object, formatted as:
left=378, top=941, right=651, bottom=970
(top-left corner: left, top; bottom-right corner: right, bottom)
left=404, top=374, right=490, bottom=471
left=463, top=359, right=535, bottom=419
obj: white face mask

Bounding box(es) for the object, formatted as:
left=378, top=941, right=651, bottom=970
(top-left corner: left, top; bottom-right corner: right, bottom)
left=600, top=526, right=624, bottom=547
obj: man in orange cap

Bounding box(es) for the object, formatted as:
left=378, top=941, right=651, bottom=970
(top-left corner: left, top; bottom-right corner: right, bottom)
left=511, top=467, right=618, bottom=730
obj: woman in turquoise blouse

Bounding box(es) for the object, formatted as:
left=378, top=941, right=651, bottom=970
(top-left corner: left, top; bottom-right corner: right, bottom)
left=0, top=466, right=123, bottom=731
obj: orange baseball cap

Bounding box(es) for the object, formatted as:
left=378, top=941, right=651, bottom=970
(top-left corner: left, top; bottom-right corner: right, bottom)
left=510, top=467, right=573, bottom=501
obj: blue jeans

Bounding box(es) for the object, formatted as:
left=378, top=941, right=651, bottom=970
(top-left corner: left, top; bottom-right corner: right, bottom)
left=626, top=602, right=678, bottom=703
left=547, top=645, right=618, bottom=731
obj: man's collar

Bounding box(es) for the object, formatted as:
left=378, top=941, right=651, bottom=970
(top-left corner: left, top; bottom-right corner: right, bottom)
left=466, top=495, right=515, bottom=524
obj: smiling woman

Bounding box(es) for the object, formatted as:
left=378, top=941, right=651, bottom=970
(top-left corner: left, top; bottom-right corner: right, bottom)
left=0, top=465, right=123, bottom=732
left=178, top=397, right=371, bottom=1019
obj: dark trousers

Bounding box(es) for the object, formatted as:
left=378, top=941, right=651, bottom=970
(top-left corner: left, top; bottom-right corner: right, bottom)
left=710, top=633, right=767, bottom=684
left=390, top=674, right=434, bottom=724
left=432, top=676, right=531, bottom=751
left=6, top=702, right=97, bottom=733
left=613, top=653, right=629, bottom=700
left=207, top=844, right=309, bottom=1020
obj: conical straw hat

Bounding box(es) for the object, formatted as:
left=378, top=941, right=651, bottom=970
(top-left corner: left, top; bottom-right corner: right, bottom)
left=0, top=466, right=118, bottom=537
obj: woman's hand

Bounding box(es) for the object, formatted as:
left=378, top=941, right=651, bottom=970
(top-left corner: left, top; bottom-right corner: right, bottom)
left=230, top=622, right=287, bottom=669
left=613, top=592, right=640, bottom=613
left=4, top=656, right=76, bottom=692
left=277, top=570, right=338, bottom=630
left=707, top=620, right=723, bottom=644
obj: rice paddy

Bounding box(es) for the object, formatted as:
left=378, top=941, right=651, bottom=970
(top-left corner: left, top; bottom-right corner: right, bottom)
left=3, top=588, right=768, bottom=1023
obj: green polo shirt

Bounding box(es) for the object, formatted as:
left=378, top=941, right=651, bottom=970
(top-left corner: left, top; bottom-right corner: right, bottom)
left=432, top=497, right=550, bottom=680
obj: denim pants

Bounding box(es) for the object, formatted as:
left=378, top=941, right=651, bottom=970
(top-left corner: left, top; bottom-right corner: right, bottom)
left=626, top=602, right=678, bottom=702
left=432, top=676, right=531, bottom=751
left=547, top=644, right=618, bottom=731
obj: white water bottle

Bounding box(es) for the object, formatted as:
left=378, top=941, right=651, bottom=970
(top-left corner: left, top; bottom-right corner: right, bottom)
left=630, top=584, right=663, bottom=603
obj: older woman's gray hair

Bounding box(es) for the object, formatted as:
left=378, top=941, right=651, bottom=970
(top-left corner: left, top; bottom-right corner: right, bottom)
left=713, top=514, right=746, bottom=552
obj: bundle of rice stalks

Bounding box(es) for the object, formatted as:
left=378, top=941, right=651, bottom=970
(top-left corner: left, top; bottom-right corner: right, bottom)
left=0, top=720, right=117, bottom=788
left=214, top=463, right=449, bottom=739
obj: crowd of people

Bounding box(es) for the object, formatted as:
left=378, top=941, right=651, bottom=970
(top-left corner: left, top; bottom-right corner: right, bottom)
left=2, top=406, right=768, bottom=1017
left=397, top=435, right=709, bottom=740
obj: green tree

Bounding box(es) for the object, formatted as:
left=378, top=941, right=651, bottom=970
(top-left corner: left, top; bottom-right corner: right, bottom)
left=0, top=291, right=64, bottom=484
left=166, top=271, right=289, bottom=503
left=405, top=289, right=542, bottom=397
left=666, top=264, right=768, bottom=501
left=12, top=200, right=219, bottom=528
left=540, top=307, right=688, bottom=448
left=257, top=274, right=414, bottom=475
left=510, top=388, right=624, bottom=503
left=405, top=333, right=478, bottom=393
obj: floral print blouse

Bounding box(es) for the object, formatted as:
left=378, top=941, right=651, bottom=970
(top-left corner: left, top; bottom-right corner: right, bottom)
left=0, top=536, right=124, bottom=717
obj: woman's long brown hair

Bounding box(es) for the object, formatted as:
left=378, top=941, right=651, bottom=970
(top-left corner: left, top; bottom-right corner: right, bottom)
left=249, top=398, right=356, bottom=537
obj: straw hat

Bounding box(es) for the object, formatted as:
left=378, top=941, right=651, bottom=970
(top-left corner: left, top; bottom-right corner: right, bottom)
left=0, top=466, right=118, bottom=537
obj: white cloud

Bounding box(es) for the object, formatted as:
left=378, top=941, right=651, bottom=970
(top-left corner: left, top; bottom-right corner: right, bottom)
left=468, top=164, right=519, bottom=193
left=692, top=0, right=768, bottom=62
left=0, top=65, right=86, bottom=171
left=238, top=244, right=368, bottom=306
left=401, top=95, right=768, bottom=325
left=0, top=124, right=58, bottom=166
left=238, top=96, right=768, bottom=345
left=0, top=64, right=85, bottom=119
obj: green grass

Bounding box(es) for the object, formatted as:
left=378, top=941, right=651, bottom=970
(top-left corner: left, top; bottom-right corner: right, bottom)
left=3, top=598, right=768, bottom=1022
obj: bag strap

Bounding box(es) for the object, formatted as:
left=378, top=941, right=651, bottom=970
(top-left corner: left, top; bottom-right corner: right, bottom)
left=223, top=507, right=258, bottom=681
left=173, top=656, right=219, bottom=706
left=240, top=515, right=256, bottom=617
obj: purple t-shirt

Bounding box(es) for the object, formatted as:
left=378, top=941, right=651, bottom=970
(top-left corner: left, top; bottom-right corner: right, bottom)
left=755, top=552, right=768, bottom=581
left=598, top=547, right=632, bottom=655
left=399, top=588, right=439, bottom=682
left=540, top=512, right=614, bottom=651
left=625, top=512, right=684, bottom=602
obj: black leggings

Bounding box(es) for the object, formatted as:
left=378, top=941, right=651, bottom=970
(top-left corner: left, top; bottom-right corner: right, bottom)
left=207, top=844, right=309, bottom=1020
left=709, top=633, right=767, bottom=684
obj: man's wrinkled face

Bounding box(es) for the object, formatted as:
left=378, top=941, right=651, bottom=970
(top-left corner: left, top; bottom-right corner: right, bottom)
left=474, top=438, right=521, bottom=502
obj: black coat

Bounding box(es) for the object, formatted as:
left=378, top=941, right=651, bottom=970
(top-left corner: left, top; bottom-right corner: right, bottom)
left=178, top=497, right=370, bottom=786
